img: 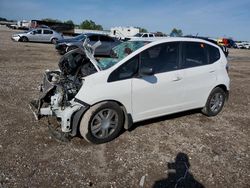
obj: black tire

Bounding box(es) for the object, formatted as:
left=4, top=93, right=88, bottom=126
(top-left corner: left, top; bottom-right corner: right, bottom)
left=66, top=46, right=78, bottom=53
left=202, top=87, right=226, bottom=116
left=20, top=36, right=28, bottom=42
left=80, top=101, right=124, bottom=144
left=51, top=38, right=58, bottom=44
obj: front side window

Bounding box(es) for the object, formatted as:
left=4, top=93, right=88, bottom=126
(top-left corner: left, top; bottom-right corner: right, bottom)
left=140, top=42, right=179, bottom=74
left=34, top=29, right=42, bottom=34
left=182, top=42, right=208, bottom=68
left=108, top=56, right=138, bottom=82
left=88, top=35, right=99, bottom=41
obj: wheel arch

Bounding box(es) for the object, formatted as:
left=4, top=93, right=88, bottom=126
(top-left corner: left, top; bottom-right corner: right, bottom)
left=214, top=84, right=229, bottom=100
left=91, top=100, right=133, bottom=130
left=70, top=99, right=133, bottom=137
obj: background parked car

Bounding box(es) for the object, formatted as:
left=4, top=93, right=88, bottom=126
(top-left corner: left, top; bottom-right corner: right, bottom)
left=235, top=42, right=250, bottom=49
left=11, top=28, right=63, bottom=43
left=55, top=33, right=121, bottom=56
left=217, top=38, right=237, bottom=48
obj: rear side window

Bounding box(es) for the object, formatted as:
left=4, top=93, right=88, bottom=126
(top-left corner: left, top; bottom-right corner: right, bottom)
left=88, top=35, right=99, bottom=41
left=208, top=45, right=220, bottom=63
left=182, top=42, right=208, bottom=68
left=100, top=35, right=114, bottom=42
left=44, top=30, right=53, bottom=34
left=108, top=56, right=138, bottom=82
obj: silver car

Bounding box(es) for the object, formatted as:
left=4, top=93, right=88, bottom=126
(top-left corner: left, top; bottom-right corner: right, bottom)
left=11, top=28, right=63, bottom=43
left=55, top=33, right=121, bottom=56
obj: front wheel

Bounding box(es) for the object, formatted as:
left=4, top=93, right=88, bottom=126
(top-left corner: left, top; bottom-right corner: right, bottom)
left=20, top=36, right=28, bottom=42
left=79, top=102, right=124, bottom=144
left=202, top=87, right=226, bottom=116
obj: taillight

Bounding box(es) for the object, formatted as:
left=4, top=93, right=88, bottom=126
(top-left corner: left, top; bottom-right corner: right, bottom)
left=226, top=64, right=229, bottom=73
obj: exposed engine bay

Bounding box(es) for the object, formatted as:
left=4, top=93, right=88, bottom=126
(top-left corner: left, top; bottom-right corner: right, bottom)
left=45, top=49, right=97, bottom=106
left=30, top=44, right=99, bottom=141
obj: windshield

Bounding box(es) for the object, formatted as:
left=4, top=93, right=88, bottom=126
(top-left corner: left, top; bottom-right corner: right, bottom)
left=74, top=34, right=86, bottom=41
left=97, top=41, right=150, bottom=70
left=134, top=33, right=143, bottom=37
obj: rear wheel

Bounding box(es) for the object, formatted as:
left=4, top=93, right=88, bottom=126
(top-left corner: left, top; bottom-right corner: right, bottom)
left=202, top=87, right=226, bottom=116
left=51, top=38, right=58, bottom=44
left=79, top=102, right=124, bottom=144
left=20, top=36, right=28, bottom=42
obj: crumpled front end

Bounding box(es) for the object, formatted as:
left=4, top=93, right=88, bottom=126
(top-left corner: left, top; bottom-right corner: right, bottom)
left=30, top=71, right=83, bottom=133
left=30, top=47, right=98, bottom=140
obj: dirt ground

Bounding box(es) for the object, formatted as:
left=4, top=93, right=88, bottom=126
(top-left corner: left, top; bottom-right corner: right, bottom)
left=0, top=26, right=249, bottom=188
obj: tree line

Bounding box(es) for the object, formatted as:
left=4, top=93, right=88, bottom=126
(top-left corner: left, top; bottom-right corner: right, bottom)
left=1, top=16, right=183, bottom=35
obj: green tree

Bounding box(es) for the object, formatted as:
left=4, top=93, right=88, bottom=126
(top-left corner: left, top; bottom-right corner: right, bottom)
left=80, top=20, right=103, bottom=30
left=0, top=17, right=7, bottom=21
left=170, top=28, right=183, bottom=37
left=136, top=27, right=148, bottom=33
left=64, top=20, right=74, bottom=25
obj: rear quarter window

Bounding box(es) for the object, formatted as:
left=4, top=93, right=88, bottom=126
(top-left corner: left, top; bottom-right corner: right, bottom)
left=208, top=45, right=220, bottom=63
left=43, top=30, right=53, bottom=34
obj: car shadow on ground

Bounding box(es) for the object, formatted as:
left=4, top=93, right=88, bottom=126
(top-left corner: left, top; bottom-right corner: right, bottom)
left=128, top=109, right=202, bottom=132
left=153, top=152, right=204, bottom=188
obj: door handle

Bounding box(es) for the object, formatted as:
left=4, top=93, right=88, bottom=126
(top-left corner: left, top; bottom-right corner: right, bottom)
left=209, top=70, right=215, bottom=73
left=172, top=76, right=182, bottom=81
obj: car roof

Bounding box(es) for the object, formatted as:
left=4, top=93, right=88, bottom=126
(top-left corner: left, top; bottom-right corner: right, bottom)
left=33, top=27, right=53, bottom=31
left=84, top=33, right=110, bottom=37
left=145, top=37, right=218, bottom=46
left=107, top=37, right=221, bottom=72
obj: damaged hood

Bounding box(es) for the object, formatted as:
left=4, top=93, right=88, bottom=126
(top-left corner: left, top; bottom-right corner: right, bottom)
left=81, top=40, right=101, bottom=71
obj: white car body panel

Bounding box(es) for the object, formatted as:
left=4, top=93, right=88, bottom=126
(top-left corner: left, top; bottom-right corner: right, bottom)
left=75, top=37, right=229, bottom=123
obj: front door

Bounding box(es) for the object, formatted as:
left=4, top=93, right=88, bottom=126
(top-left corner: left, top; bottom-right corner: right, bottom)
left=132, top=42, right=186, bottom=121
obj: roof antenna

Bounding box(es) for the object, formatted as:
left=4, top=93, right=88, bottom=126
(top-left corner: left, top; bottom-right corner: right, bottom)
left=196, top=33, right=199, bottom=37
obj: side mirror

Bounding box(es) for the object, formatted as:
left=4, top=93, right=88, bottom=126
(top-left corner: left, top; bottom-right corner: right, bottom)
left=31, top=32, right=35, bottom=35
left=140, top=66, right=154, bottom=76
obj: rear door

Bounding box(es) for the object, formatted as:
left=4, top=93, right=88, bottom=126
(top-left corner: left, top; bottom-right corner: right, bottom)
left=43, top=29, right=53, bottom=42
left=180, top=41, right=217, bottom=108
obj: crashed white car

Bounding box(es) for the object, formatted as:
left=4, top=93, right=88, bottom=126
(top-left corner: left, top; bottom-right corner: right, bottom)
left=30, top=38, right=230, bottom=144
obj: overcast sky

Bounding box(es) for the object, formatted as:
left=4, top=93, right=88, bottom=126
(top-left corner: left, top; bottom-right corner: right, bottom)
left=0, top=0, right=249, bottom=40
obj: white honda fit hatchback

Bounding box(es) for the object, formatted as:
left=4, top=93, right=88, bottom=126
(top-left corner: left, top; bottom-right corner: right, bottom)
left=30, top=38, right=230, bottom=143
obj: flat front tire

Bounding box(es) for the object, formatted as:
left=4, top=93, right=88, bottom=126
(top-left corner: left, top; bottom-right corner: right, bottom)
left=79, top=102, right=124, bottom=144
left=20, top=36, right=28, bottom=42
left=202, top=87, right=226, bottom=116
